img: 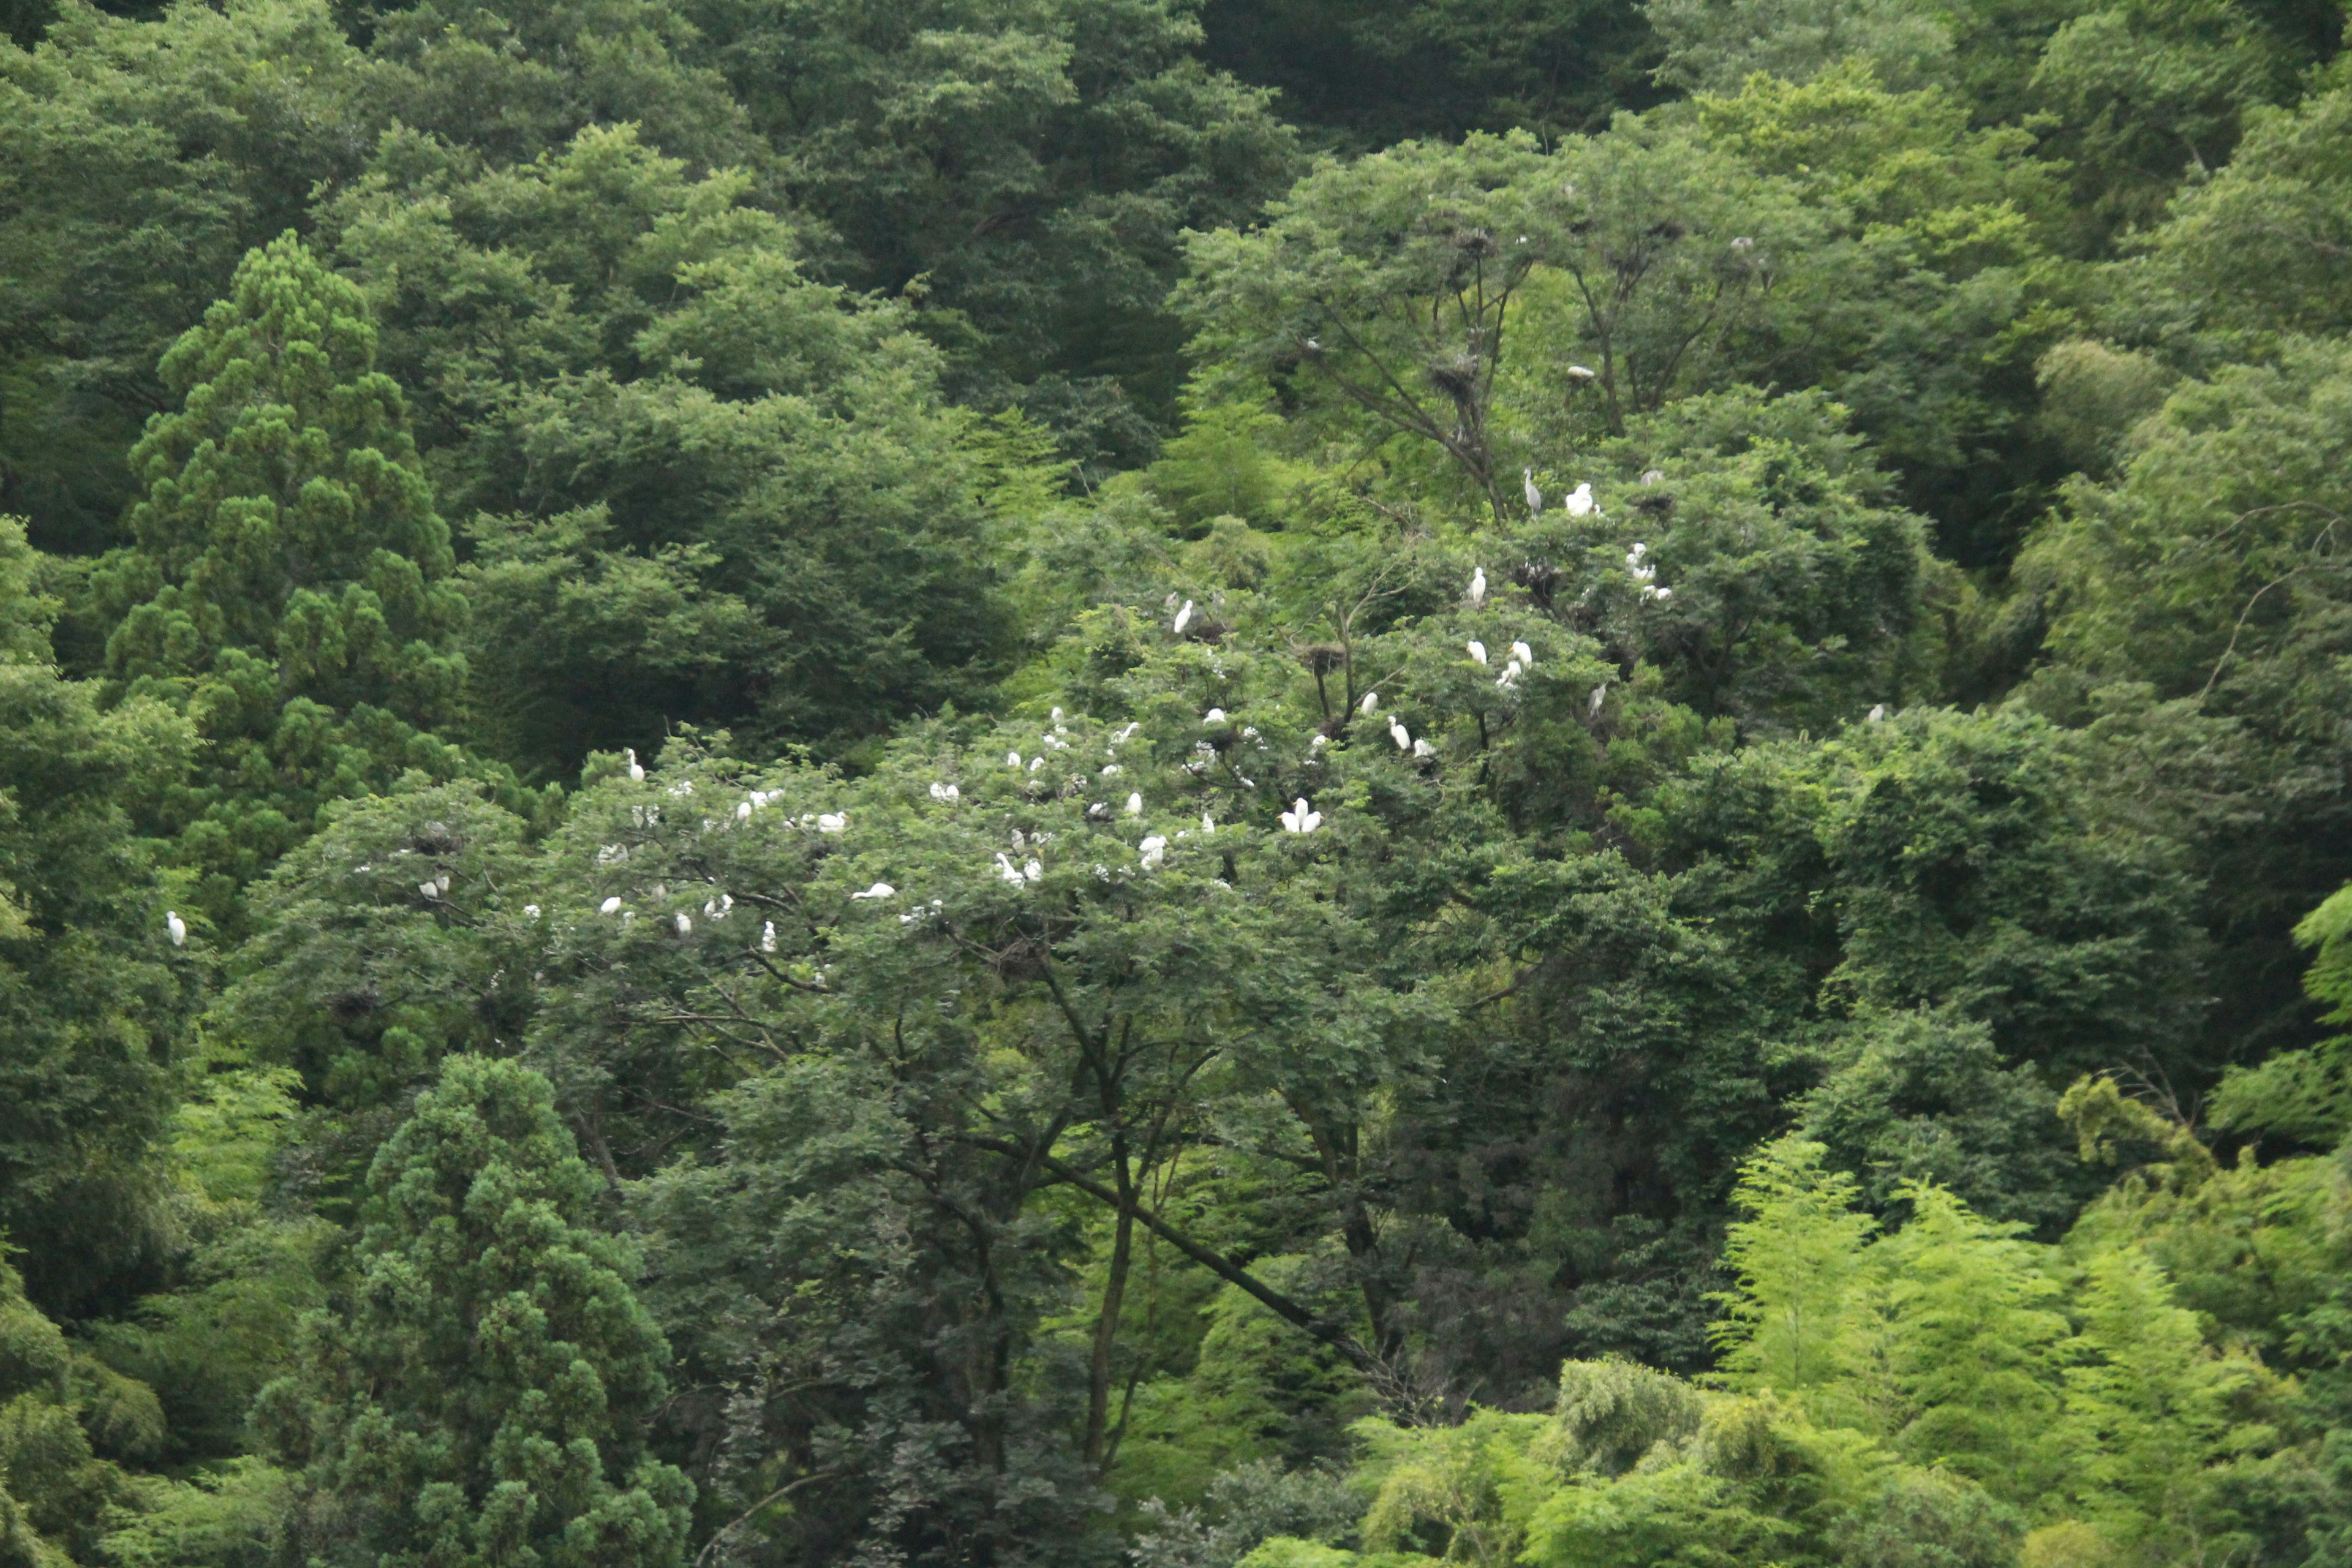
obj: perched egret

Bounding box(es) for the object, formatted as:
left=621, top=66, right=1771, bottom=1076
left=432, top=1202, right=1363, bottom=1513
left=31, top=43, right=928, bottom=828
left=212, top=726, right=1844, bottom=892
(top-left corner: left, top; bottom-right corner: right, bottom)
left=676, top=913, right=693, bottom=935
left=419, top=880, right=439, bottom=899
left=1468, top=567, right=1488, bottom=607
left=1023, top=859, right=1042, bottom=883
left=761, top=921, right=777, bottom=952
left=1028, top=756, right=1045, bottom=773
left=1412, top=737, right=1437, bottom=758
left=1653, top=587, right=1673, bottom=602
left=600, top=897, right=624, bottom=915
left=1139, top=835, right=1167, bottom=869
left=1523, top=469, right=1543, bottom=516
left=1173, top=600, right=1194, bottom=635
left=1589, top=683, right=1608, bottom=716
left=1467, top=640, right=1488, bottom=665
left=996, top=853, right=1027, bottom=887
left=1052, top=707, right=1065, bottom=723
left=817, top=813, right=846, bottom=833
left=929, top=782, right=960, bottom=802
left=1201, top=813, right=1216, bottom=834
left=1310, top=734, right=1328, bottom=750
left=1731, top=236, right=1755, bottom=252
left=1007, top=750, right=1022, bottom=767
left=1498, top=661, right=1521, bottom=687
left=851, top=882, right=896, bottom=900
left=1389, top=717, right=1412, bottom=751
left=1360, top=689, right=1380, bottom=715
left=1629, top=541, right=1648, bottom=560
left=625, top=747, right=645, bottom=783
left=1868, top=704, right=1887, bottom=723
left=1280, top=797, right=1324, bottom=834
left=1205, top=707, right=1227, bottom=725
left=1567, top=364, right=1597, bottom=380
left=705, top=894, right=734, bottom=919
left=1566, top=482, right=1597, bottom=517
left=165, top=910, right=187, bottom=948
left=1101, top=764, right=1123, bottom=777
left=1511, top=640, right=1534, bottom=666
left=524, top=904, right=541, bottom=919
left=1126, top=793, right=1143, bottom=816
left=1640, top=469, right=1664, bottom=486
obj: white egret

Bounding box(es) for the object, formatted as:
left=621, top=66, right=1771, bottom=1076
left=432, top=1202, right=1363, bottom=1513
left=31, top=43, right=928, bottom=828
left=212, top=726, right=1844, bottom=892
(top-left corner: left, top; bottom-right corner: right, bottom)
left=1467, top=640, right=1488, bottom=665
left=1139, top=835, right=1167, bottom=869
left=600, top=897, right=624, bottom=915
left=1006, top=750, right=1022, bottom=767
left=1126, top=793, right=1143, bottom=816
left=1510, top=641, right=1534, bottom=666
left=851, top=882, right=896, bottom=900
left=1389, top=717, right=1411, bottom=750
left=1279, top=797, right=1323, bottom=834
left=1652, top=587, right=1672, bottom=601
left=524, top=904, right=541, bottom=919
left=1360, top=689, right=1380, bottom=715
left=1589, top=683, right=1607, bottom=716
left=1731, top=236, right=1755, bottom=251
left=1640, top=469, right=1664, bottom=485
left=929, top=782, right=960, bottom=802
left=996, top=853, right=1027, bottom=887
left=1412, top=738, right=1436, bottom=758
left=1101, top=764, right=1123, bottom=777
left=1310, top=734, right=1328, bottom=750
left=761, top=921, right=777, bottom=952
left=1052, top=706, right=1065, bottom=722
left=1566, top=482, right=1597, bottom=517
left=734, top=801, right=752, bottom=822
left=1868, top=704, right=1887, bottom=723
left=1205, top=707, right=1227, bottom=725
left=1173, top=600, right=1194, bottom=635
left=1468, top=567, right=1487, bottom=607
left=817, top=813, right=846, bottom=833
left=418, top=880, right=439, bottom=899
left=1567, top=364, right=1596, bottom=380
left=165, top=911, right=186, bottom=948
left=625, top=747, right=645, bottom=783
left=1523, top=469, right=1543, bottom=515
left=1023, top=859, right=1042, bottom=883
left=675, top=913, right=693, bottom=935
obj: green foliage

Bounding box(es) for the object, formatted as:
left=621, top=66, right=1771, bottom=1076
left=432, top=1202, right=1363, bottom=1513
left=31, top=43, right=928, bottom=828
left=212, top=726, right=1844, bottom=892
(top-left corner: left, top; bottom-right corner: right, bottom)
left=257, top=1054, right=693, bottom=1567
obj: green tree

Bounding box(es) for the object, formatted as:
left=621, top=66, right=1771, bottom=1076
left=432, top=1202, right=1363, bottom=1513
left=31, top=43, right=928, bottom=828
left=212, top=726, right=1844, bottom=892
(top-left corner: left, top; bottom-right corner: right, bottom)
left=257, top=1054, right=692, bottom=1567
left=98, top=233, right=504, bottom=919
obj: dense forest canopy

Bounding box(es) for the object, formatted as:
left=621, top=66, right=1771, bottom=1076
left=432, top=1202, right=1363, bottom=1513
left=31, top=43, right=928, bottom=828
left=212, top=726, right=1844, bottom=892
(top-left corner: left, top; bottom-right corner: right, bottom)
left=0, top=0, right=2350, bottom=1559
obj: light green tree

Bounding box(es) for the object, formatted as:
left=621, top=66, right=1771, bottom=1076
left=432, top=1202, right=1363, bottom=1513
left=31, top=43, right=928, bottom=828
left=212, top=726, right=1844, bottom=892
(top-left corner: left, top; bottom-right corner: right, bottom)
left=257, top=1054, right=693, bottom=1567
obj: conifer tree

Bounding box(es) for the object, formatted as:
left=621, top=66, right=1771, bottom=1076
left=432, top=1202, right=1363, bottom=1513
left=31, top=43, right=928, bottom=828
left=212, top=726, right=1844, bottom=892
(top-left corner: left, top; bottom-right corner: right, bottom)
left=99, top=233, right=480, bottom=914
left=257, top=1055, right=692, bottom=1567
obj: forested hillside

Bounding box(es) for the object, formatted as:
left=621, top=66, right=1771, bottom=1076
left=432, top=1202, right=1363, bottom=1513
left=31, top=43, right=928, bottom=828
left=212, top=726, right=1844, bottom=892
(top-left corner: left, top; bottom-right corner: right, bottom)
left=1, top=0, right=2349, bottom=1558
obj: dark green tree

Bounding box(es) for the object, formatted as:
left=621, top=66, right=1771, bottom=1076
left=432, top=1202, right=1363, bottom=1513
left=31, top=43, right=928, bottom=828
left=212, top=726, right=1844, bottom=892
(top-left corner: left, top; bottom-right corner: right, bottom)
left=258, top=1054, right=692, bottom=1567
left=97, top=232, right=510, bottom=919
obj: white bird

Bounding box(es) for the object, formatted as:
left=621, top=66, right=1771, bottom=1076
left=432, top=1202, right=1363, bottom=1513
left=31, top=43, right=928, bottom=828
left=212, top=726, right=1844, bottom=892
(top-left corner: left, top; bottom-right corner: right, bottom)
left=817, top=813, right=846, bottom=834
left=1589, top=684, right=1608, bottom=716
left=524, top=904, right=541, bottom=919
left=600, top=897, right=624, bottom=915
left=1359, top=689, right=1380, bottom=715
left=1201, top=813, right=1216, bottom=834
left=1731, top=236, right=1755, bottom=252
left=929, top=782, right=960, bottom=802
left=1280, top=797, right=1323, bottom=834
left=1205, top=707, right=1227, bottom=725
left=1868, top=704, right=1887, bottom=723
left=165, top=911, right=186, bottom=948
left=1469, top=567, right=1488, bottom=607
left=761, top=921, right=777, bottom=952
left=1126, top=793, right=1143, bottom=816
left=1467, top=640, right=1488, bottom=665
left=1023, top=859, right=1042, bottom=883
left=1412, top=737, right=1437, bottom=758
left=1139, top=835, right=1167, bottom=869
left=1310, top=734, right=1328, bottom=750
left=1523, top=469, right=1543, bottom=516
left=1498, top=662, right=1521, bottom=687
left=1173, top=600, right=1194, bottom=635
left=1101, top=764, right=1122, bottom=778
left=705, top=894, right=733, bottom=919
left=418, top=880, right=439, bottom=899
left=1007, top=750, right=1023, bottom=767
left=625, top=747, right=645, bottom=783
left=1567, top=364, right=1597, bottom=381
left=996, top=853, right=1027, bottom=887
left=1652, top=587, right=1673, bottom=602
left=1390, top=717, right=1412, bottom=751
left=851, top=882, right=896, bottom=900
left=733, top=800, right=751, bottom=823
left=1640, top=469, right=1664, bottom=485
left=675, top=912, right=693, bottom=935
left=1511, top=641, right=1534, bottom=666
left=1629, top=541, right=1648, bottom=560
left=1028, top=756, right=1045, bottom=773
left=1566, top=483, right=1597, bottom=518
left=1052, top=707, right=1065, bottom=722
